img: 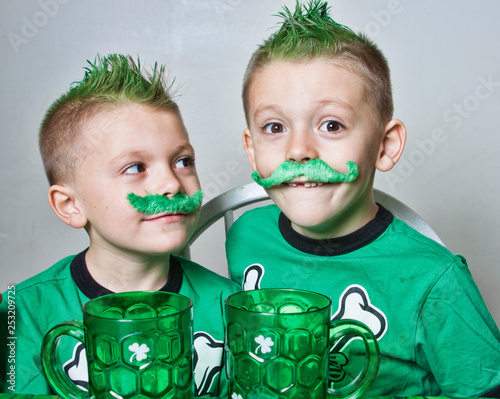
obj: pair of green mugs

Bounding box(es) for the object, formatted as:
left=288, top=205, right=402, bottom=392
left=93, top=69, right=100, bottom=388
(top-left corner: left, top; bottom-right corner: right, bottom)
left=42, top=289, right=380, bottom=399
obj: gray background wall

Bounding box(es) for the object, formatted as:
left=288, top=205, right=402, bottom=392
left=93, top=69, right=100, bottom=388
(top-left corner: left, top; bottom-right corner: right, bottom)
left=1, top=0, right=499, bottom=324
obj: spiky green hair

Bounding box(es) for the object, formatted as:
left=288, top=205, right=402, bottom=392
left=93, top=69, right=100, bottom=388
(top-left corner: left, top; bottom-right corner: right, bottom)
left=39, top=54, right=180, bottom=185
left=52, top=53, right=177, bottom=110
left=243, top=0, right=393, bottom=126
left=264, top=0, right=359, bottom=59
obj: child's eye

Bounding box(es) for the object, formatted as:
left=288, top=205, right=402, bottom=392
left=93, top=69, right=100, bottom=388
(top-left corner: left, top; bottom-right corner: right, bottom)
left=175, top=156, right=194, bottom=169
left=263, top=123, right=287, bottom=134
left=123, top=163, right=146, bottom=174
left=319, top=120, right=343, bottom=133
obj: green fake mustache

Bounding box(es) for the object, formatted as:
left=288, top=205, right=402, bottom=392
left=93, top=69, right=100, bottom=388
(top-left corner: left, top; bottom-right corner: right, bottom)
left=251, top=159, right=359, bottom=188
left=127, top=190, right=204, bottom=214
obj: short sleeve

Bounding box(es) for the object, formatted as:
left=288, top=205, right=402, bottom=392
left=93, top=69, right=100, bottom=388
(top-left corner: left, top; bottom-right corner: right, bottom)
left=415, top=257, right=500, bottom=396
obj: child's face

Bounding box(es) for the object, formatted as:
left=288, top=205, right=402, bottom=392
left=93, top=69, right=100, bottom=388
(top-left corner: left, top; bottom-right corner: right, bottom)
left=244, top=59, right=386, bottom=239
left=73, top=104, right=201, bottom=256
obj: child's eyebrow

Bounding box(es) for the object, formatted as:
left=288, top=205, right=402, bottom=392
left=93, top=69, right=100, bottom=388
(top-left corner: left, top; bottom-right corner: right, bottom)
left=170, top=144, right=196, bottom=158
left=253, top=100, right=355, bottom=121
left=313, top=99, right=355, bottom=115
left=110, top=150, right=152, bottom=167
left=253, top=104, right=284, bottom=120
left=176, top=144, right=195, bottom=152
left=110, top=144, right=195, bottom=165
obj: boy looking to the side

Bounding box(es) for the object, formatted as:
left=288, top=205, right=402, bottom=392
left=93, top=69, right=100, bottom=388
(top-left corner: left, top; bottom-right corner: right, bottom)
left=226, top=1, right=500, bottom=396
left=0, top=54, right=238, bottom=397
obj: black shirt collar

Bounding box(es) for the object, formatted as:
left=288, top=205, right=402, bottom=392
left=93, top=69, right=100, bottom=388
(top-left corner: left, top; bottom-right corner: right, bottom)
left=278, top=204, right=393, bottom=256
left=70, top=248, right=183, bottom=300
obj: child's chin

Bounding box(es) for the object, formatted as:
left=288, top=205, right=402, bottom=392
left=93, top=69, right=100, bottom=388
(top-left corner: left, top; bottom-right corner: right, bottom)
left=144, top=244, right=185, bottom=256
left=276, top=197, right=334, bottom=220
left=140, top=233, right=192, bottom=255
left=285, top=211, right=332, bottom=232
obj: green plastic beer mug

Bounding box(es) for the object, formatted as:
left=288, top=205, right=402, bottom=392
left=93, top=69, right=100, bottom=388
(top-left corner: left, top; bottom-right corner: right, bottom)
left=41, top=291, right=194, bottom=399
left=225, top=289, right=379, bottom=399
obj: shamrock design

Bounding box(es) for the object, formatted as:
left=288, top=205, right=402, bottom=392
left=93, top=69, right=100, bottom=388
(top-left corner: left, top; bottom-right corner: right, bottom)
left=128, top=342, right=150, bottom=362
left=328, top=352, right=348, bottom=383
left=254, top=335, right=274, bottom=354
left=232, top=393, right=243, bottom=399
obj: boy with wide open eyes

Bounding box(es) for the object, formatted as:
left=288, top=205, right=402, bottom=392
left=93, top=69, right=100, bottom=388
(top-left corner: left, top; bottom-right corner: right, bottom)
left=0, top=53, right=238, bottom=397
left=226, top=1, right=500, bottom=397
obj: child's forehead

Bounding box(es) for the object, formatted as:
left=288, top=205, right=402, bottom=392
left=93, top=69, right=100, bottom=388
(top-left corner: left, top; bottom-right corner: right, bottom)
left=250, top=57, right=383, bottom=122
left=255, top=59, right=360, bottom=90
left=77, top=104, right=190, bottom=158
left=81, top=104, right=186, bottom=138
left=249, top=59, right=370, bottom=109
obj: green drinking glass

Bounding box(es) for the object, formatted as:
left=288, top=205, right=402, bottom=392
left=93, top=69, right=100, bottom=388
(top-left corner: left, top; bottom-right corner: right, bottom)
left=225, top=289, right=379, bottom=399
left=41, top=291, right=194, bottom=399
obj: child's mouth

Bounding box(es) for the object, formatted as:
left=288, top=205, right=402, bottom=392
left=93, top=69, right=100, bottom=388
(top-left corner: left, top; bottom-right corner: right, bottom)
left=287, top=181, right=325, bottom=187
left=285, top=178, right=327, bottom=188
left=144, top=212, right=189, bottom=222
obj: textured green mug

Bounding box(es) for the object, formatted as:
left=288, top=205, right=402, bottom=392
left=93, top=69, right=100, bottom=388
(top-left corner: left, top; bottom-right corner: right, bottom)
left=41, top=291, right=194, bottom=399
left=225, top=289, right=379, bottom=399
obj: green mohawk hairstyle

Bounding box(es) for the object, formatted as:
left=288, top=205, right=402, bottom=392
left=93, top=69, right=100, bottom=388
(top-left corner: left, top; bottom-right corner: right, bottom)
left=265, top=0, right=358, bottom=59
left=47, top=53, right=178, bottom=117
left=39, top=54, right=179, bottom=185
left=243, top=0, right=393, bottom=126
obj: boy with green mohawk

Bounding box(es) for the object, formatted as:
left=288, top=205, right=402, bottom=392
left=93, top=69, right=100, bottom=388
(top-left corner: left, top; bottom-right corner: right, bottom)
left=0, top=54, right=238, bottom=396
left=227, top=1, right=500, bottom=396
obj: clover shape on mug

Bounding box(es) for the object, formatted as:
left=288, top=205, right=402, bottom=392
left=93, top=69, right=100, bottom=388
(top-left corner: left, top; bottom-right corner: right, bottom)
left=128, top=342, right=150, bottom=362
left=254, top=335, right=274, bottom=354
left=231, top=394, right=243, bottom=399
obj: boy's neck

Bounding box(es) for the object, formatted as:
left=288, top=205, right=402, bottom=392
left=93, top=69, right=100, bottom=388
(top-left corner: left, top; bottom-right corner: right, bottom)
left=84, top=245, right=171, bottom=293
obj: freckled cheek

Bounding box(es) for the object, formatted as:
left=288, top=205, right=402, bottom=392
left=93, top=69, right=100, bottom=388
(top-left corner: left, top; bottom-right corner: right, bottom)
left=93, top=192, right=121, bottom=214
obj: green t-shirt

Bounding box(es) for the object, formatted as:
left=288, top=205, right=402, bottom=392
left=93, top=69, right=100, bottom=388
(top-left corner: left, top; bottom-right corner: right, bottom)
left=0, top=250, right=239, bottom=397
left=226, top=204, right=500, bottom=397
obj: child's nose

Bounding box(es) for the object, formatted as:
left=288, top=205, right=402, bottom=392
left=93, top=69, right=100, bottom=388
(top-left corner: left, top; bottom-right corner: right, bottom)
left=285, top=130, right=319, bottom=164
left=154, top=169, right=182, bottom=199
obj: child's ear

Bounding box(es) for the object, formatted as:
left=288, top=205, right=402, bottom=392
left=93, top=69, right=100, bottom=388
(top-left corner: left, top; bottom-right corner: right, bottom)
left=375, top=119, right=407, bottom=172
left=47, top=185, right=88, bottom=229
left=243, top=128, right=257, bottom=171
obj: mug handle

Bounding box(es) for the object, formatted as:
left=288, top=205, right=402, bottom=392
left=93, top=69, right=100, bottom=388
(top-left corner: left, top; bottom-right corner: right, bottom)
left=327, top=319, right=380, bottom=399
left=40, top=320, right=88, bottom=399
